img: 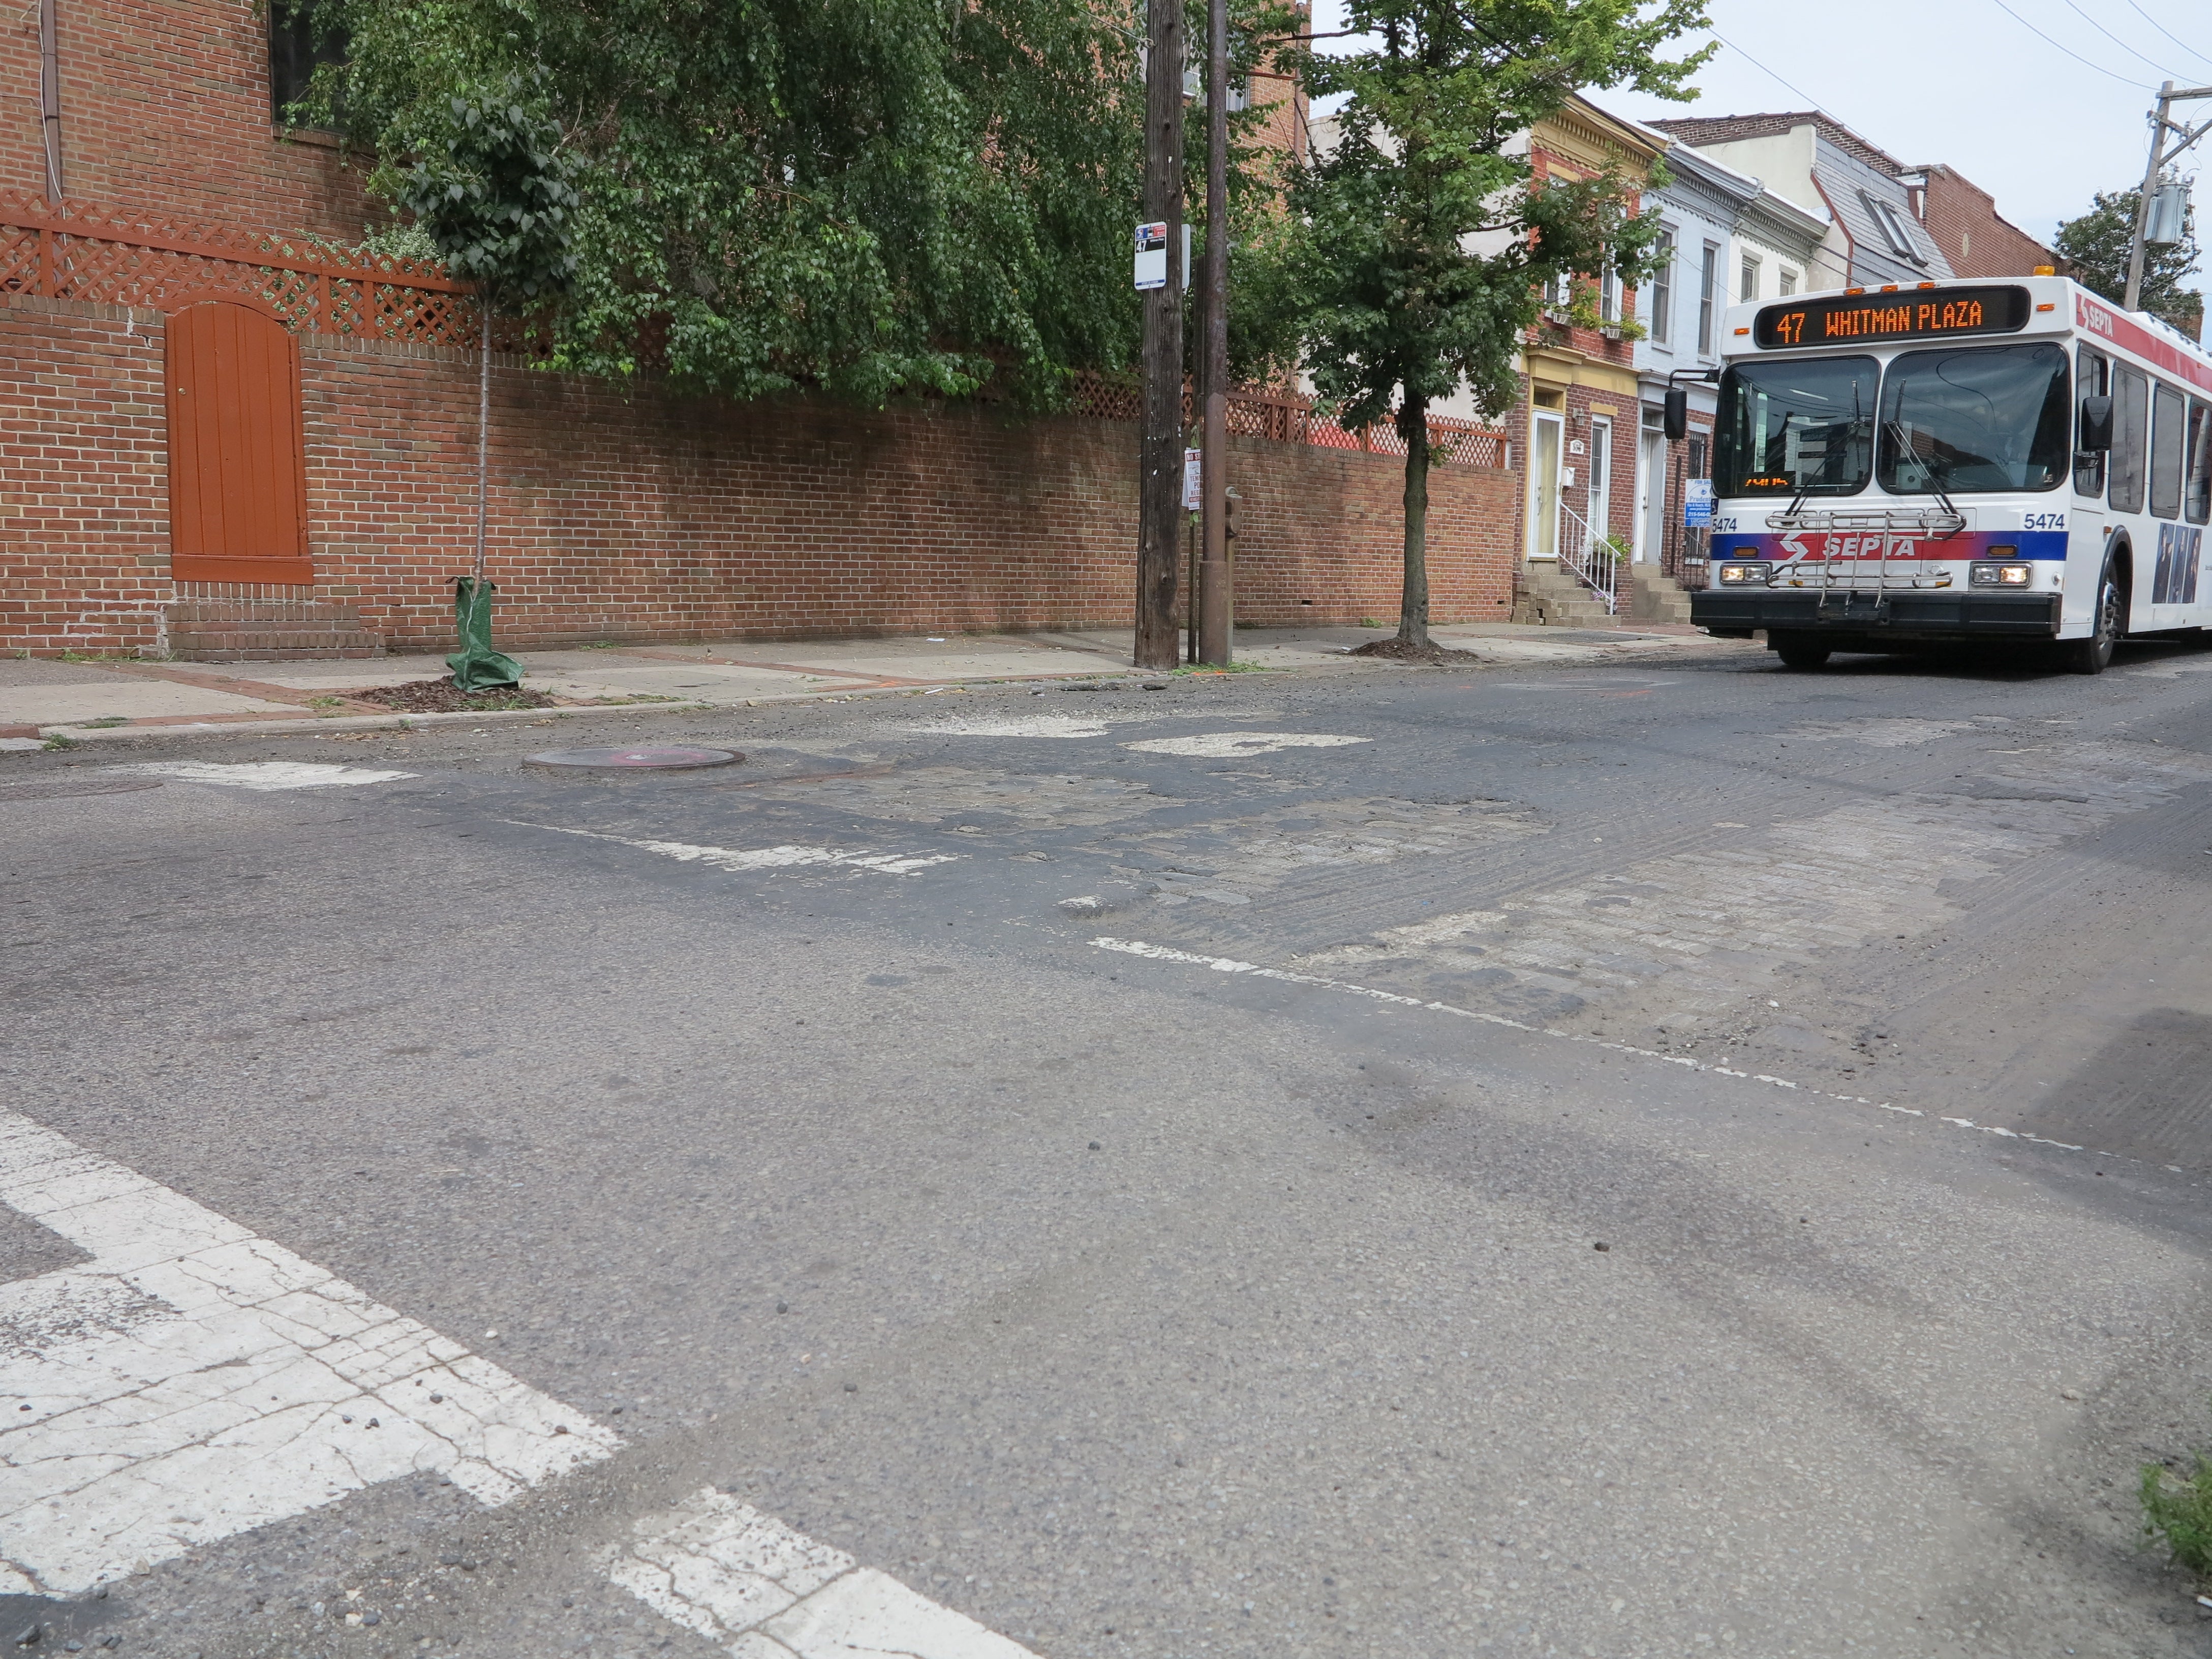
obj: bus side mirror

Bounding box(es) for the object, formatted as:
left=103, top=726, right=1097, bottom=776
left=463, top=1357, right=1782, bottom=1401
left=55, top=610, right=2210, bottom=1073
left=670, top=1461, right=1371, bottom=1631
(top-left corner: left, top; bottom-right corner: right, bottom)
left=1663, top=387, right=1688, bottom=442
left=2078, top=394, right=2113, bottom=452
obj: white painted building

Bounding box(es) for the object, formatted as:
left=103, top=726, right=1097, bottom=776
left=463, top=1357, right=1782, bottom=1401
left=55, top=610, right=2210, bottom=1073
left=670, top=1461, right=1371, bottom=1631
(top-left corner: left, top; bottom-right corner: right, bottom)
left=1625, top=138, right=1757, bottom=566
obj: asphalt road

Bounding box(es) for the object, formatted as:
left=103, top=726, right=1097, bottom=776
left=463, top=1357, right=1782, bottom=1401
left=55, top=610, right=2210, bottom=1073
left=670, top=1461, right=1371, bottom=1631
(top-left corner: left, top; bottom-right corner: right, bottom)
left=9, top=634, right=2212, bottom=1658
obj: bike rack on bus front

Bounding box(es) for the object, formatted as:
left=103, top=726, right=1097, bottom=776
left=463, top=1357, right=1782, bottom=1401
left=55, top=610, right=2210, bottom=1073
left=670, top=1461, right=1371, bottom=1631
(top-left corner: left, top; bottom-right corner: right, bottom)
left=1762, top=505, right=1971, bottom=608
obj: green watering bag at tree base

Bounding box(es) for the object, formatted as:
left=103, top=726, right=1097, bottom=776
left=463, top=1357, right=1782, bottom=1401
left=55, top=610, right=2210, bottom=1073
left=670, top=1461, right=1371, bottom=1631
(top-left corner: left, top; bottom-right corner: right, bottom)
left=448, top=577, right=524, bottom=691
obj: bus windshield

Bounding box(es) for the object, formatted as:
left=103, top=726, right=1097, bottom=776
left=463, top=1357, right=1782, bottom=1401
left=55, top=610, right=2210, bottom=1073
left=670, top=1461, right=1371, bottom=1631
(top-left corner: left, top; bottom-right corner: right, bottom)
left=1878, top=343, right=2070, bottom=495
left=1714, top=357, right=1876, bottom=497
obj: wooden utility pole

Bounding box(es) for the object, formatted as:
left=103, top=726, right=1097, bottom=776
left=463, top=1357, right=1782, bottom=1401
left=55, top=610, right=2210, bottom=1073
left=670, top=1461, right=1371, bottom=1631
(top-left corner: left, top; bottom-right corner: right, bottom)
left=2126, top=82, right=2174, bottom=314
left=1134, top=0, right=1184, bottom=670
left=2124, top=81, right=2212, bottom=313
left=1196, top=0, right=1232, bottom=666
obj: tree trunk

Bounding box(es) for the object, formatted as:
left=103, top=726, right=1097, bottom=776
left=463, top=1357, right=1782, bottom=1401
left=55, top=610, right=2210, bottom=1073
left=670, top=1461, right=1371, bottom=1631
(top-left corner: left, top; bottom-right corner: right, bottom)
left=475, top=305, right=491, bottom=586
left=1396, top=396, right=1430, bottom=649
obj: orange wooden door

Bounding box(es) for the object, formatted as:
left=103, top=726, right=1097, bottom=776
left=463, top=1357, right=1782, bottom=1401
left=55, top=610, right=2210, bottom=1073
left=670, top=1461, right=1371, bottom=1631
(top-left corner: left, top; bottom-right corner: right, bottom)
left=166, top=297, right=313, bottom=584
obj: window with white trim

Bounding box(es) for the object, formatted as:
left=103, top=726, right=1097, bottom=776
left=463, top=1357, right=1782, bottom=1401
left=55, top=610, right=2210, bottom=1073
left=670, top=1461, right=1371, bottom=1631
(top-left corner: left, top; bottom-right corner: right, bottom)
left=1647, top=227, right=1675, bottom=346
left=1697, top=242, right=1719, bottom=355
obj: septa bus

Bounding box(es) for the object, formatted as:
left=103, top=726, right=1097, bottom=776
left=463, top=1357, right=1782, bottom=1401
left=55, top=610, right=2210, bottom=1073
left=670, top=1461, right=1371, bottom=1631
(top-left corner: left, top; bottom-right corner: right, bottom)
left=1685, top=273, right=2212, bottom=673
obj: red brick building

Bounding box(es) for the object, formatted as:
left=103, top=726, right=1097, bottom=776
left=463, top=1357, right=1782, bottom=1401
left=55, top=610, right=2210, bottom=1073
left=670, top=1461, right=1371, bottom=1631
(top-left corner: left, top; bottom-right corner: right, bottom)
left=1499, top=98, right=1656, bottom=607
left=2, top=0, right=1515, bottom=659
left=1903, top=164, right=2059, bottom=281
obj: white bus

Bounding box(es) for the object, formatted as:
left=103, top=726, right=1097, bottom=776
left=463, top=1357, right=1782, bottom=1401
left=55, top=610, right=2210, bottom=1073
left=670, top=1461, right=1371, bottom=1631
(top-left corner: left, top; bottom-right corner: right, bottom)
left=1685, top=273, right=2212, bottom=673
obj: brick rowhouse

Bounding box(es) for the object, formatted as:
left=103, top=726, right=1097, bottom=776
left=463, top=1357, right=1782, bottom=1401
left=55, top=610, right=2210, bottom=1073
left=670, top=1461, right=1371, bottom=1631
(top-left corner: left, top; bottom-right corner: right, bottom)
left=1, top=0, right=1518, bottom=659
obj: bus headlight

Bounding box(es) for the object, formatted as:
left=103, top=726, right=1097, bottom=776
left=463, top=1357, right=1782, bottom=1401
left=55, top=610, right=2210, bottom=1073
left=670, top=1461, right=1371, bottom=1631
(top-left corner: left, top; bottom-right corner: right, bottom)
left=1969, top=562, right=2033, bottom=588
left=1715, top=561, right=1772, bottom=586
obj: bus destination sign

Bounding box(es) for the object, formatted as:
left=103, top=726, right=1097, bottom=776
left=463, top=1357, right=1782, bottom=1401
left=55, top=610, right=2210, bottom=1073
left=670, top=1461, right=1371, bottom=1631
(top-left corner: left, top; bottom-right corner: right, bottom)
left=1755, top=285, right=2032, bottom=349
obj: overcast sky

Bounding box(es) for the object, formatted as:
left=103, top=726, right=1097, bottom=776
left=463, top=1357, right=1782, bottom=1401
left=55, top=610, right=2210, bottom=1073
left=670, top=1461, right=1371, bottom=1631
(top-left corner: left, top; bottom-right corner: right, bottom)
left=1309, top=0, right=2209, bottom=305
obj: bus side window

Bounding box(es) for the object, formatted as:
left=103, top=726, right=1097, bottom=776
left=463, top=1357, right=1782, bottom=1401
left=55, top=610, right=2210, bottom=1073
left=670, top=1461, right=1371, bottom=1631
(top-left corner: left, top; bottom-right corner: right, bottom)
left=2075, top=346, right=2107, bottom=498
left=2150, top=382, right=2186, bottom=520
left=2188, top=400, right=2211, bottom=526
left=2110, top=363, right=2149, bottom=515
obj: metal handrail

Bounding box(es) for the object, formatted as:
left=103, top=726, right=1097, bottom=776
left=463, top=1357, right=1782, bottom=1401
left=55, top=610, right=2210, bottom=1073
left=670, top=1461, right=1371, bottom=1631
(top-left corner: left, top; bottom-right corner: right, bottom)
left=1557, top=501, right=1619, bottom=613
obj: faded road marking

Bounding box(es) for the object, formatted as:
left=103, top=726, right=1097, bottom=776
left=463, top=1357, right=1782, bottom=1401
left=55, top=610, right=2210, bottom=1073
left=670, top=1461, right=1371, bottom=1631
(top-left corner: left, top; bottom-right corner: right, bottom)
left=1122, top=732, right=1372, bottom=758
left=104, top=761, right=417, bottom=790
left=764, top=767, right=1173, bottom=831
left=1089, top=938, right=2107, bottom=1161
left=516, top=825, right=962, bottom=877
left=899, top=715, right=1120, bottom=739
left=0, top=1111, right=620, bottom=1595
left=607, top=1487, right=1032, bottom=1658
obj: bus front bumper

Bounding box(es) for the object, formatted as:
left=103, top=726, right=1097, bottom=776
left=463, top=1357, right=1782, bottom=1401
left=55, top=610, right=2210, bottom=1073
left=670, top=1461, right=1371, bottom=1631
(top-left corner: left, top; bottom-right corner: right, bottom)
left=1691, top=590, right=2062, bottom=641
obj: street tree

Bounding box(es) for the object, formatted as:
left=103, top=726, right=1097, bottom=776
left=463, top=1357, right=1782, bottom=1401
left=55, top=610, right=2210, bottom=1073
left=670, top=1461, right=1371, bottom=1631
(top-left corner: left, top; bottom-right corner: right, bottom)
left=1264, top=0, right=1706, bottom=651
left=2054, top=187, right=2203, bottom=334
left=397, top=80, right=580, bottom=689
left=308, top=0, right=1148, bottom=410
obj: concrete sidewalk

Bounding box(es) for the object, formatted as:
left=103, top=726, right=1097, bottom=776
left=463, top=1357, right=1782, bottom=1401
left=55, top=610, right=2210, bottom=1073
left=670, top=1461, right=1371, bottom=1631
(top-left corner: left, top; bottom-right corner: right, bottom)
left=0, top=620, right=1745, bottom=747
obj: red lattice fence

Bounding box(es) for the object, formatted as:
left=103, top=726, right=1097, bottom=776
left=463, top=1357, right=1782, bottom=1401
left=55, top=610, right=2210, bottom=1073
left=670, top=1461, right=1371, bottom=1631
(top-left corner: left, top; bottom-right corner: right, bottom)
left=0, top=193, right=1512, bottom=471
left=1070, top=372, right=1510, bottom=468
left=0, top=190, right=477, bottom=343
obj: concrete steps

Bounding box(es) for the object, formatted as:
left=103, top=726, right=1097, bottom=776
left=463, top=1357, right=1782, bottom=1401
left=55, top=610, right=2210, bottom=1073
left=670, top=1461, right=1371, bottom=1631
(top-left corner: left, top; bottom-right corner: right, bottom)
left=1512, top=561, right=1618, bottom=627
left=161, top=601, right=385, bottom=662
left=1622, top=567, right=1695, bottom=625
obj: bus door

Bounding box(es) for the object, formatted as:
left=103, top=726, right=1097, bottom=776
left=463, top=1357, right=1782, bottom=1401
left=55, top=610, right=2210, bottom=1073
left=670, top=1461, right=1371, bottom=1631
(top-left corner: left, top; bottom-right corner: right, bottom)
left=2068, top=345, right=2109, bottom=633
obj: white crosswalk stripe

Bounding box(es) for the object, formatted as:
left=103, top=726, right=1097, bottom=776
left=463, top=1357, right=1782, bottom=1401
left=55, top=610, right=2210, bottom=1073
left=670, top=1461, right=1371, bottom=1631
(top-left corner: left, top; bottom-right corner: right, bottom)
left=605, top=1487, right=1032, bottom=1658
left=0, top=1112, right=618, bottom=1595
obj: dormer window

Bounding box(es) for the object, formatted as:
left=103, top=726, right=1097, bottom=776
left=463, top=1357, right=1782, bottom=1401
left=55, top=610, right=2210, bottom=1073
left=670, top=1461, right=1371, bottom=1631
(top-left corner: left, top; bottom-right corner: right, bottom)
left=1862, top=193, right=1924, bottom=264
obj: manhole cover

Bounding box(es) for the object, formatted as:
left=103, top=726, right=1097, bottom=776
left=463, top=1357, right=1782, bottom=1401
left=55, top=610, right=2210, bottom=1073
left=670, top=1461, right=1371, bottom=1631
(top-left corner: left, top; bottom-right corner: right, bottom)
left=525, top=746, right=741, bottom=770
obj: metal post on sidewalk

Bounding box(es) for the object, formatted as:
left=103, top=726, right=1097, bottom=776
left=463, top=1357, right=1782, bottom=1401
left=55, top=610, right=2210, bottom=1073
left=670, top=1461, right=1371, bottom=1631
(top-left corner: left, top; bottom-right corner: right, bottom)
left=1134, top=0, right=1185, bottom=671
left=1196, top=0, right=1232, bottom=667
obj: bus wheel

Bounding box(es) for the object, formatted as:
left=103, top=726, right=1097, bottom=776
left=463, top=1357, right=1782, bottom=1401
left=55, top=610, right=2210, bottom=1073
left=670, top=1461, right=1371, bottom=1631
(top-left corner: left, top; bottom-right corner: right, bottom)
left=2067, top=561, right=2124, bottom=675
left=1772, top=633, right=1832, bottom=669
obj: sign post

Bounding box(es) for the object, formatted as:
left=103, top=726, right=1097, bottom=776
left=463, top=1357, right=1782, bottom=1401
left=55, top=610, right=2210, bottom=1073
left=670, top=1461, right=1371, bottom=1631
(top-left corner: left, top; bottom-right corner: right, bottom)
left=1133, top=2, right=1185, bottom=672
left=1682, top=478, right=1714, bottom=528
left=1195, top=0, right=1233, bottom=668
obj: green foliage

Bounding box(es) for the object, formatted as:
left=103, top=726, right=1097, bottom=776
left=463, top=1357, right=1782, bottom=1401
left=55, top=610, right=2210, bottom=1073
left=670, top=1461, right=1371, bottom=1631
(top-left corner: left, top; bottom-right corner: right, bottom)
left=1263, top=0, right=1708, bottom=432
left=2054, top=188, right=2203, bottom=331
left=2142, top=1456, right=2212, bottom=1578
left=396, top=78, right=580, bottom=309
left=1250, top=0, right=1707, bottom=643
left=307, top=0, right=1184, bottom=408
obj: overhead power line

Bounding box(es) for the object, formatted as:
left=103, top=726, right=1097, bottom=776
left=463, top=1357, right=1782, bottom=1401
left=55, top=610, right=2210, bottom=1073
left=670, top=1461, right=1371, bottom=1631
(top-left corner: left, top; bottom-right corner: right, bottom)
left=2122, top=0, right=2212, bottom=77
left=1707, top=29, right=1854, bottom=130
left=1984, top=0, right=2157, bottom=89
left=2060, top=0, right=2195, bottom=82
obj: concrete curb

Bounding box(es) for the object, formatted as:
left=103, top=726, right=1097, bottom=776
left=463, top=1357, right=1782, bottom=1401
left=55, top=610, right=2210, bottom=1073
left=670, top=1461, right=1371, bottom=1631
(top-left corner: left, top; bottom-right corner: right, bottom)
left=13, top=634, right=1742, bottom=749
left=33, top=699, right=719, bottom=745
left=22, top=671, right=1157, bottom=746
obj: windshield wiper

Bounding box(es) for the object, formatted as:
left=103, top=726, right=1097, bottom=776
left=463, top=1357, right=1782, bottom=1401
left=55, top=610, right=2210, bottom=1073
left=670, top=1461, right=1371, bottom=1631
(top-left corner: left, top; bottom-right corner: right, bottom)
left=1883, top=419, right=1964, bottom=534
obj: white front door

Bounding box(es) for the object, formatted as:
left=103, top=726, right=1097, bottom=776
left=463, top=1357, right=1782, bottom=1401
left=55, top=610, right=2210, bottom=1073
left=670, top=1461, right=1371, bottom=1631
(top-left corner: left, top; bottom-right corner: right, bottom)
left=1588, top=417, right=1612, bottom=552
left=1636, top=429, right=1665, bottom=562
left=1528, top=413, right=1564, bottom=559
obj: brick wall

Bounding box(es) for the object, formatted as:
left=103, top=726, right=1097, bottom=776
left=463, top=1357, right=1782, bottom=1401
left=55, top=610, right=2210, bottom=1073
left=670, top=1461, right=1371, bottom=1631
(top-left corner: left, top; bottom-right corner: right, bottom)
left=0, top=295, right=1519, bottom=657
left=2, top=0, right=367, bottom=236
left=0, top=296, right=171, bottom=653
left=1912, top=167, right=2055, bottom=280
